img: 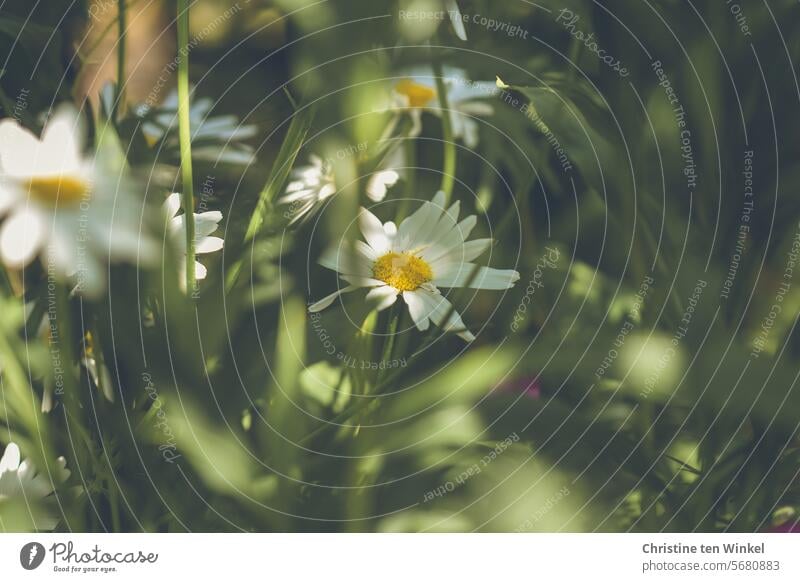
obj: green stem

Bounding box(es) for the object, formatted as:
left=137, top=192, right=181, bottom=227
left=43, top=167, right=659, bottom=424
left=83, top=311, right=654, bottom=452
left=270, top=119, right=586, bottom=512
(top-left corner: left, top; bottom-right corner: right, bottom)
left=55, top=287, right=92, bottom=446
left=395, top=138, right=416, bottom=221
left=108, top=475, right=122, bottom=531
left=115, top=0, right=127, bottom=120
left=377, top=309, right=399, bottom=386
left=177, top=0, right=196, bottom=294
left=432, top=60, right=456, bottom=203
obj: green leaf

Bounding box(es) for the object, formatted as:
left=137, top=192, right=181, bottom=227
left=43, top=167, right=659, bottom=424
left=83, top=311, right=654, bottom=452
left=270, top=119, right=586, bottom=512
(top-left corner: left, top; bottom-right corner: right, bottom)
left=244, top=103, right=316, bottom=242
left=498, top=79, right=622, bottom=197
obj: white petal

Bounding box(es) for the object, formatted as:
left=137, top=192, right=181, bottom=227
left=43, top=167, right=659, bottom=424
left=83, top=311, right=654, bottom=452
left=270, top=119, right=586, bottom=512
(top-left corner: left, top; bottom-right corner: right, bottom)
left=196, top=236, right=224, bottom=254
left=0, top=208, right=45, bottom=267
left=319, top=246, right=372, bottom=277
left=340, top=275, right=385, bottom=287
left=0, top=119, right=42, bottom=178
left=417, top=288, right=474, bottom=340
left=0, top=443, right=21, bottom=473
left=433, top=264, right=520, bottom=290
left=397, top=197, right=433, bottom=246
left=428, top=239, right=492, bottom=271
left=0, top=182, right=19, bottom=214
left=366, top=170, right=399, bottom=202
left=446, top=0, right=468, bottom=40
left=458, top=329, right=476, bottom=342
left=366, top=285, right=399, bottom=311
left=441, top=200, right=461, bottom=229
left=285, top=179, right=307, bottom=193
left=354, top=240, right=378, bottom=262
left=398, top=191, right=446, bottom=248
left=163, top=193, right=182, bottom=219
left=194, top=211, right=223, bottom=237
left=278, top=188, right=315, bottom=205
left=72, top=254, right=106, bottom=298
left=359, top=207, right=390, bottom=254
left=458, top=115, right=480, bottom=148
left=459, top=238, right=492, bottom=262
left=422, top=215, right=478, bottom=263
left=318, top=183, right=337, bottom=201
left=195, top=261, right=208, bottom=280
left=408, top=109, right=423, bottom=136
left=308, top=285, right=358, bottom=313
left=402, top=290, right=431, bottom=331
left=413, top=191, right=449, bottom=245
left=39, top=106, right=84, bottom=175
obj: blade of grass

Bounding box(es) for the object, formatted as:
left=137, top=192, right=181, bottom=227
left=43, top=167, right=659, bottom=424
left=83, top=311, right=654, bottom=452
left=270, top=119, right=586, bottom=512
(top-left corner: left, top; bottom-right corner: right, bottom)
left=244, top=104, right=316, bottom=242
left=114, top=0, right=127, bottom=121
left=433, top=59, right=456, bottom=203
left=225, top=103, right=315, bottom=291
left=177, top=0, right=196, bottom=294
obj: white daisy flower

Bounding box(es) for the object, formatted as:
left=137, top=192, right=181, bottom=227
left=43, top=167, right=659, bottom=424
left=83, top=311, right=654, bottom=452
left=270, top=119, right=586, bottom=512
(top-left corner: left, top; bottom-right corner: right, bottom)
left=137, top=88, right=258, bottom=166
left=309, top=191, right=519, bottom=341
left=0, top=442, right=70, bottom=531
left=0, top=106, right=155, bottom=297
left=391, top=67, right=495, bottom=148
left=278, top=155, right=337, bottom=224
left=163, top=193, right=224, bottom=290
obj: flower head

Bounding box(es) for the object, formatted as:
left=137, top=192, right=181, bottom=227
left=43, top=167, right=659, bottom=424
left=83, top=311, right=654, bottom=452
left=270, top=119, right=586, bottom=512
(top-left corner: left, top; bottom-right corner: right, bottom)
left=0, top=106, right=155, bottom=296
left=137, top=88, right=258, bottom=166
left=309, top=191, right=519, bottom=341
left=163, top=193, right=224, bottom=290
left=278, top=155, right=337, bottom=224
left=0, top=442, right=70, bottom=531
left=391, top=67, right=495, bottom=148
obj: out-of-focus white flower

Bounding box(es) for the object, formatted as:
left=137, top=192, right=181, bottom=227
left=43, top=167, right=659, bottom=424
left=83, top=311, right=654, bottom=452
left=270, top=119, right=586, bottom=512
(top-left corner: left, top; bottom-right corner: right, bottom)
left=138, top=88, right=258, bottom=166
left=390, top=67, right=494, bottom=148
left=309, top=191, right=519, bottom=341
left=366, top=170, right=400, bottom=202
left=277, top=155, right=337, bottom=225
left=163, top=193, right=224, bottom=290
left=0, top=106, right=155, bottom=296
left=399, top=0, right=467, bottom=42
left=0, top=442, right=70, bottom=531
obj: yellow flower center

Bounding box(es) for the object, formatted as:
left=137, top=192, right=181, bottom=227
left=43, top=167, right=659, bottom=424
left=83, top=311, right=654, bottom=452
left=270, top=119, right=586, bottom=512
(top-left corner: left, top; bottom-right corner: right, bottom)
left=395, top=79, right=437, bottom=108
left=26, top=174, right=90, bottom=206
left=373, top=252, right=433, bottom=292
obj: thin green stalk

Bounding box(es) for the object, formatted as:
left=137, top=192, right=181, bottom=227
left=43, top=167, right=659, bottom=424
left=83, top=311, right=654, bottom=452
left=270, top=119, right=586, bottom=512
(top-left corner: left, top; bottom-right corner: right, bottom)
left=54, top=286, right=93, bottom=460
left=394, top=138, right=416, bottom=221
left=177, top=0, right=196, bottom=294
left=107, top=474, right=122, bottom=531
left=376, top=310, right=400, bottom=386
left=0, top=321, right=41, bottom=439
left=432, top=60, right=456, bottom=203
left=115, top=0, right=127, bottom=120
